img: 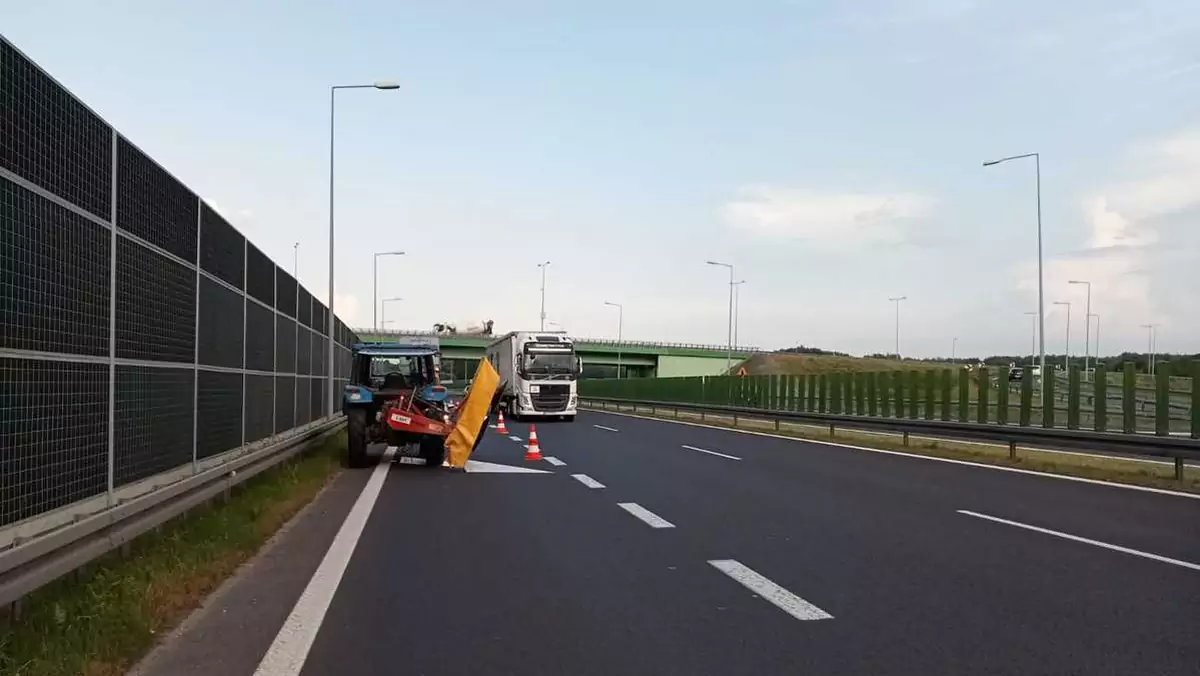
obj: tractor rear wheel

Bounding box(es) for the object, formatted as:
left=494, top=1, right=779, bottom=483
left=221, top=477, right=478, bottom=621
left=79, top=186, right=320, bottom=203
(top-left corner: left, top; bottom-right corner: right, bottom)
left=420, top=434, right=446, bottom=468
left=346, top=408, right=371, bottom=468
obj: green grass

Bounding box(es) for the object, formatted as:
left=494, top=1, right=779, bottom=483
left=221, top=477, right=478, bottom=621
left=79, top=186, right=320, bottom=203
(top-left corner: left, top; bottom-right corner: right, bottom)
left=0, top=431, right=345, bottom=676
left=596, top=405, right=1199, bottom=494
left=739, top=353, right=955, bottom=376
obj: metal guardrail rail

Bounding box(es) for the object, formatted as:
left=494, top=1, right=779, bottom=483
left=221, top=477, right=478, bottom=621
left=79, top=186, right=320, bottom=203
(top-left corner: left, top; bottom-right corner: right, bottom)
left=0, top=417, right=345, bottom=610
left=581, top=397, right=1200, bottom=480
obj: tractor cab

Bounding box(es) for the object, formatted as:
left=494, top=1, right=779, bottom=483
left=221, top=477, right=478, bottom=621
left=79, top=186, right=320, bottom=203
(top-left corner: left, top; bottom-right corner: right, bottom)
left=345, top=338, right=447, bottom=408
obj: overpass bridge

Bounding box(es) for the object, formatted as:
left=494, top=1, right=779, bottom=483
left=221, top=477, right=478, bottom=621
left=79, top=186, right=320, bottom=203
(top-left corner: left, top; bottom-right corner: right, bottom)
left=358, top=329, right=755, bottom=382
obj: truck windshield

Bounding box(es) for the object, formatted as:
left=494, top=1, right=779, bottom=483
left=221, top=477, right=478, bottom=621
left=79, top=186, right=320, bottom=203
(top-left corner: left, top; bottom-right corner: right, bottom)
left=522, top=352, right=576, bottom=379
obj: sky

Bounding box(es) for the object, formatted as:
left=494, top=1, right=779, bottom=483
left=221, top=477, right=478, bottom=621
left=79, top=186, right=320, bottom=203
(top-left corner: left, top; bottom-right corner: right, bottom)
left=4, top=0, right=1198, bottom=358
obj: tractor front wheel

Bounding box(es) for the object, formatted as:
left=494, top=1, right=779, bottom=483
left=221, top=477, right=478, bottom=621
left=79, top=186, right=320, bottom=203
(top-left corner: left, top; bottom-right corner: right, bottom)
left=420, top=434, right=446, bottom=468
left=346, top=408, right=371, bottom=468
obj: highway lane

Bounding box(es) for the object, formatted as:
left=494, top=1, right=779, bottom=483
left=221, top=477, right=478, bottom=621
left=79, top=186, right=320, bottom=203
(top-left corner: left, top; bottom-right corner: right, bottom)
left=155, top=411, right=1199, bottom=675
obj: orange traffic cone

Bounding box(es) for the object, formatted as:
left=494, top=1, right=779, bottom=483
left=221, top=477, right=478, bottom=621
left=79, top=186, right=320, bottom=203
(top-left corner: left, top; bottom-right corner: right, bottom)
left=496, top=411, right=509, bottom=435
left=524, top=425, right=544, bottom=461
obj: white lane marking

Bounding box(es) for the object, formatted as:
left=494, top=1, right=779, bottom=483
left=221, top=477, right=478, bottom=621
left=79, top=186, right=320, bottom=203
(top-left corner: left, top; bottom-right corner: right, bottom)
left=585, top=409, right=1200, bottom=500
left=709, top=559, right=833, bottom=621
left=572, top=474, right=606, bottom=488
left=253, top=448, right=396, bottom=676
left=958, top=510, right=1200, bottom=572
left=464, top=460, right=552, bottom=474
left=593, top=424, right=619, bottom=432
left=617, top=502, right=675, bottom=529
left=508, top=435, right=523, bottom=442
left=487, top=424, right=497, bottom=429
left=681, top=444, right=742, bottom=461
left=543, top=456, right=567, bottom=466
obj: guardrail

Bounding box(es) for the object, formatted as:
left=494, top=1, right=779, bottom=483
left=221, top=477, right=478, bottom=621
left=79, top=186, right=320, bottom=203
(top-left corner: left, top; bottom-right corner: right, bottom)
left=581, top=397, right=1200, bottom=480
left=0, top=417, right=344, bottom=611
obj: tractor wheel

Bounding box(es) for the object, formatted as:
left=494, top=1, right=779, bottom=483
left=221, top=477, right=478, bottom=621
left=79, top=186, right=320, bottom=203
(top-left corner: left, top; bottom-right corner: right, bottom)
left=346, top=408, right=371, bottom=468
left=420, top=435, right=446, bottom=468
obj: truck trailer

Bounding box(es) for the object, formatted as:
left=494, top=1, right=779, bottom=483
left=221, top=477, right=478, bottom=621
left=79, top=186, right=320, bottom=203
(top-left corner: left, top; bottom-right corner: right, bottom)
left=486, top=330, right=581, bottom=421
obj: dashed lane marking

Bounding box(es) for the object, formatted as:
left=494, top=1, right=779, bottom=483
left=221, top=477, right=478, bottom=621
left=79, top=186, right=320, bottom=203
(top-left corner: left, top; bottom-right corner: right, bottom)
left=709, top=559, right=833, bottom=621
left=571, top=474, right=605, bottom=489
left=593, top=424, right=619, bottom=432
left=617, top=502, right=675, bottom=529
left=508, top=435, right=523, bottom=442
left=543, top=456, right=567, bottom=466
left=681, top=444, right=742, bottom=461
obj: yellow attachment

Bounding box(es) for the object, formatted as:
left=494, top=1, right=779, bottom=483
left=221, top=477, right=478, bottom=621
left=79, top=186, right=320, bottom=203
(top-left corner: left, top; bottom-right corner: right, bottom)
left=444, top=358, right=501, bottom=468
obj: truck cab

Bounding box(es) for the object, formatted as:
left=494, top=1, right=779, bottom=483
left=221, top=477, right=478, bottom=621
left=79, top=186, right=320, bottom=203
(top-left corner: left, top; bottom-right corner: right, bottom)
left=487, top=331, right=582, bottom=422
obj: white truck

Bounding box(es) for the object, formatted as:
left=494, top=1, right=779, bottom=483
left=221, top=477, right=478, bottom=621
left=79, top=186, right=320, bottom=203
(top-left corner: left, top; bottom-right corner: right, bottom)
left=486, top=330, right=581, bottom=422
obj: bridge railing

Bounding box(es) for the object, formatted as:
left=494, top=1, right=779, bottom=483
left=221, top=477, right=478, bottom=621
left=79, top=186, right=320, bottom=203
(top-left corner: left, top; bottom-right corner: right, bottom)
left=357, top=327, right=759, bottom=353
left=0, top=37, right=356, bottom=606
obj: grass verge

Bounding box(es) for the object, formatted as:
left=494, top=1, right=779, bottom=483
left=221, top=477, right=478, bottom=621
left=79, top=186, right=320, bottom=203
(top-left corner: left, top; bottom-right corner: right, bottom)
left=0, top=430, right=345, bottom=676
left=593, top=405, right=1200, bottom=494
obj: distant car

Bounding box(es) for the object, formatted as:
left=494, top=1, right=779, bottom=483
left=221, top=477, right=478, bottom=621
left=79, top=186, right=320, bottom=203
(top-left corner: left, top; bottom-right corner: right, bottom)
left=1009, top=367, right=1024, bottom=382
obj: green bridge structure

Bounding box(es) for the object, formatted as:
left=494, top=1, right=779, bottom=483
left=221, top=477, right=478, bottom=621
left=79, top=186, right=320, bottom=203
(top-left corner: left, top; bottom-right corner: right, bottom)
left=357, top=329, right=755, bottom=383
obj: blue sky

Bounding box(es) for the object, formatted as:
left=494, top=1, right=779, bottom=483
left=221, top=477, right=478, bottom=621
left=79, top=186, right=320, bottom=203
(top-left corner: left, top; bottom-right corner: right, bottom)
left=4, top=0, right=1198, bottom=357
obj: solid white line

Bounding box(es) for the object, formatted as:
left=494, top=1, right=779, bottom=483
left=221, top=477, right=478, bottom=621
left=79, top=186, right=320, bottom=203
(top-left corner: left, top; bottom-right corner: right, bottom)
left=709, top=559, right=833, bottom=621
left=584, top=409, right=1200, bottom=500
left=957, top=510, right=1200, bottom=572
left=508, top=435, right=523, bottom=442
left=593, top=424, right=619, bottom=432
left=617, top=502, right=675, bottom=528
left=253, top=448, right=396, bottom=676
left=681, top=444, right=742, bottom=461
left=572, top=474, right=606, bottom=489
left=543, top=456, right=567, bottom=466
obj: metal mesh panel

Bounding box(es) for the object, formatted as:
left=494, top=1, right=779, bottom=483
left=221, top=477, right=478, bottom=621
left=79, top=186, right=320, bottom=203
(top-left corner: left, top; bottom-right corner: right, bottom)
left=274, top=267, right=296, bottom=318
left=115, top=137, right=196, bottom=262
left=296, top=287, right=312, bottom=328
left=313, top=334, right=327, bottom=377
left=309, top=377, right=322, bottom=424
left=0, top=357, right=108, bottom=528
left=1, top=177, right=110, bottom=356
left=197, top=276, right=244, bottom=369
left=115, top=237, right=195, bottom=362
left=199, top=203, right=244, bottom=290
left=296, top=328, right=311, bottom=376
left=313, top=301, right=328, bottom=334
left=197, top=370, right=243, bottom=459
left=245, top=244, right=274, bottom=307
left=245, top=300, right=274, bottom=372
left=273, top=375, right=295, bottom=432
left=243, top=373, right=273, bottom=444
left=275, top=315, right=296, bottom=374
left=113, top=365, right=194, bottom=486
left=0, top=40, right=112, bottom=220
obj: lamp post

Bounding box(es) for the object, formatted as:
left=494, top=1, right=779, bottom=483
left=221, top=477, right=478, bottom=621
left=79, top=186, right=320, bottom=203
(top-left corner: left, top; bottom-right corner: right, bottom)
left=1068, top=280, right=1091, bottom=378
left=381, top=297, right=402, bottom=330
left=372, top=251, right=405, bottom=330
left=1053, top=300, right=1071, bottom=371
left=293, top=242, right=299, bottom=279
left=984, top=152, right=1045, bottom=406
left=732, top=280, right=745, bottom=349
left=1023, top=311, right=1038, bottom=364
left=888, top=296, right=907, bottom=359
left=328, top=80, right=399, bottom=415
left=604, top=301, right=623, bottom=379
left=706, top=260, right=735, bottom=371
left=537, top=261, right=551, bottom=330
left=1089, top=313, right=1100, bottom=368
left=952, top=336, right=958, bottom=361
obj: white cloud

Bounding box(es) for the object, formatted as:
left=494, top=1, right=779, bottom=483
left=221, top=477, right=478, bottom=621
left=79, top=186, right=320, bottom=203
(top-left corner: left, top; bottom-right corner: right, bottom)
left=722, top=186, right=934, bottom=246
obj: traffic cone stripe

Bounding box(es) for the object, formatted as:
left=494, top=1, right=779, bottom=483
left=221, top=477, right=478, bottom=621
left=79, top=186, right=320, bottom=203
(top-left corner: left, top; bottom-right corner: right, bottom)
left=524, top=424, right=543, bottom=461
left=496, top=411, right=509, bottom=435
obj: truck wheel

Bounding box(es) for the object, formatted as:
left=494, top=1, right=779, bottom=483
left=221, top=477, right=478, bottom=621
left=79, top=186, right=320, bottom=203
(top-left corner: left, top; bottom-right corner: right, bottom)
left=346, top=408, right=371, bottom=468
left=420, top=435, right=446, bottom=468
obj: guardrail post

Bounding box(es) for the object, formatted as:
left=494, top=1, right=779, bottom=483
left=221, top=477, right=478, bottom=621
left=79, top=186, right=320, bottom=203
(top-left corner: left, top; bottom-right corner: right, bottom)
left=977, top=366, right=990, bottom=424
left=940, top=369, right=952, bottom=421
left=1123, top=363, right=1136, bottom=434
left=868, top=372, right=878, bottom=417
left=1043, top=368, right=1056, bottom=429
left=1094, top=364, right=1108, bottom=432
left=996, top=366, right=1010, bottom=425
left=829, top=422, right=835, bottom=437
left=902, top=430, right=910, bottom=447
left=1008, top=440, right=1017, bottom=459
left=1174, top=457, right=1185, bottom=481
left=957, top=368, right=970, bottom=422
left=1068, top=366, right=1081, bottom=430
left=1155, top=362, right=1170, bottom=437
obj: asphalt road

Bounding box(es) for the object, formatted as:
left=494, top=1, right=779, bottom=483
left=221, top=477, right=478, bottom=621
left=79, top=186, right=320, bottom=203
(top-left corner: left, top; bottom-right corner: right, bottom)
left=137, top=410, right=1200, bottom=676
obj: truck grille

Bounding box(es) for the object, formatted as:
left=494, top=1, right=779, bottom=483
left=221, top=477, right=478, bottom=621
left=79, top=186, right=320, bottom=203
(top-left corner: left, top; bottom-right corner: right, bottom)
left=532, top=384, right=570, bottom=412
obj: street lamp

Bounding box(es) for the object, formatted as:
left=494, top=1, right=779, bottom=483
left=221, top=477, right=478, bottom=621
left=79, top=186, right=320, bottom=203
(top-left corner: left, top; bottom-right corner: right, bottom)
left=732, top=280, right=745, bottom=349
left=1089, top=313, right=1100, bottom=369
left=952, top=336, right=958, bottom=361
left=1140, top=323, right=1159, bottom=375
left=984, top=152, right=1045, bottom=406
left=706, top=260, right=735, bottom=371
left=328, top=80, right=399, bottom=415
left=1023, top=311, right=1038, bottom=365
left=1053, top=300, right=1071, bottom=371
left=372, top=251, right=406, bottom=330
left=888, top=296, right=907, bottom=359
left=381, top=296, right=403, bottom=330
left=604, top=301, right=623, bottom=379
left=1068, top=280, right=1092, bottom=378
left=537, top=261, right=551, bottom=330
left=293, top=242, right=299, bottom=279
